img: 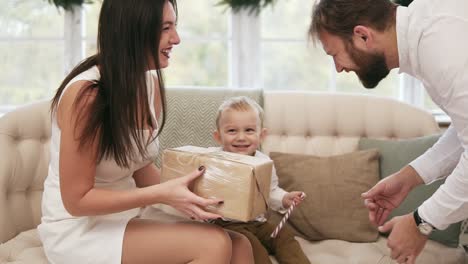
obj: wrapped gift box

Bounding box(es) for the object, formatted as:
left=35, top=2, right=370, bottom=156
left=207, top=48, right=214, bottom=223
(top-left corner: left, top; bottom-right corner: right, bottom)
left=161, top=146, right=272, bottom=222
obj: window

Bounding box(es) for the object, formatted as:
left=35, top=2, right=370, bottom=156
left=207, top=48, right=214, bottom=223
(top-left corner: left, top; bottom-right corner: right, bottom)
left=0, top=1, right=65, bottom=113
left=84, top=1, right=230, bottom=87
left=261, top=1, right=331, bottom=91
left=260, top=0, right=400, bottom=97
left=164, top=2, right=230, bottom=87
left=0, top=0, right=442, bottom=121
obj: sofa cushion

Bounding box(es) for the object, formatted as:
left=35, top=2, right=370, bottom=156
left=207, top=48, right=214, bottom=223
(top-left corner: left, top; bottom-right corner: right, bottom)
left=0, top=101, right=51, bottom=243
left=262, top=92, right=440, bottom=157
left=269, top=236, right=466, bottom=264
left=0, top=229, right=48, bottom=264
left=270, top=149, right=380, bottom=242
left=1, top=225, right=463, bottom=264
left=359, top=135, right=462, bottom=248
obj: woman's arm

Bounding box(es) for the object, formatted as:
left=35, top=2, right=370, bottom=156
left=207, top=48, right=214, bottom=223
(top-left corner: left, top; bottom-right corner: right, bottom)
left=57, top=81, right=163, bottom=216
left=133, top=162, right=161, bottom=188
left=57, top=82, right=222, bottom=219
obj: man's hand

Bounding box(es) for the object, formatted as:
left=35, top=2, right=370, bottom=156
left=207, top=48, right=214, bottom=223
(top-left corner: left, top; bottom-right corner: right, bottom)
left=379, top=214, right=429, bottom=264
left=361, top=166, right=423, bottom=226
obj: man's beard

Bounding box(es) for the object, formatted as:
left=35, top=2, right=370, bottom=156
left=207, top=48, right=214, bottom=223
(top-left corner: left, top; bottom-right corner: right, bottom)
left=346, top=42, right=390, bottom=89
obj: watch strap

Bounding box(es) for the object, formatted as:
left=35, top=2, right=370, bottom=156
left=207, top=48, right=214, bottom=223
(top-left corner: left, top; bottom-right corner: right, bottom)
left=413, top=209, right=423, bottom=225
left=413, top=209, right=437, bottom=230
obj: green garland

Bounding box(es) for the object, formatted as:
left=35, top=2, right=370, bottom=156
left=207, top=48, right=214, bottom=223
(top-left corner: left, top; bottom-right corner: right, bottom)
left=47, top=0, right=273, bottom=13
left=218, top=0, right=277, bottom=14
left=393, top=0, right=413, bottom=6
left=46, top=0, right=94, bottom=11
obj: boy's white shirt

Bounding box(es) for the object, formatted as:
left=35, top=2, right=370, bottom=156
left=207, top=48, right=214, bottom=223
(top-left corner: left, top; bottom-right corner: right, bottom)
left=209, top=147, right=288, bottom=222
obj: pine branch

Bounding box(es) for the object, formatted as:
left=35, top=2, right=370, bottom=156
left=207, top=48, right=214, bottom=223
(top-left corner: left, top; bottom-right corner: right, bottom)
left=218, top=0, right=277, bottom=15
left=46, top=0, right=94, bottom=11
left=393, top=0, right=413, bottom=7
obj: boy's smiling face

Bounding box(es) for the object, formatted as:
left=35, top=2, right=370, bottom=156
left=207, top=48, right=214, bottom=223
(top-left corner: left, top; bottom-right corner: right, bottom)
left=214, top=108, right=266, bottom=156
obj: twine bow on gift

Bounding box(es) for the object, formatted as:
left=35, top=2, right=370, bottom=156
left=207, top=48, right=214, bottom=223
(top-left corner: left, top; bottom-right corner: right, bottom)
left=270, top=192, right=306, bottom=238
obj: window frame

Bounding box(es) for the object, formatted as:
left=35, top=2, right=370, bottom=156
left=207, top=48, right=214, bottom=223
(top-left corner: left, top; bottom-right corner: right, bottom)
left=1, top=5, right=445, bottom=124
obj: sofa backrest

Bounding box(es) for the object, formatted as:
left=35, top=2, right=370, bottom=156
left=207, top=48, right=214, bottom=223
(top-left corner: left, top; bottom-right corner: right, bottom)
left=156, top=87, right=263, bottom=165
left=261, top=91, right=440, bottom=156
left=0, top=101, right=51, bottom=243
left=0, top=88, right=263, bottom=243
left=0, top=89, right=440, bottom=243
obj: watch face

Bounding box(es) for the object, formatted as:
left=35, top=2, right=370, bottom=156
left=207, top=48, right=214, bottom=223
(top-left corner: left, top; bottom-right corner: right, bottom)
left=418, top=223, right=433, bottom=236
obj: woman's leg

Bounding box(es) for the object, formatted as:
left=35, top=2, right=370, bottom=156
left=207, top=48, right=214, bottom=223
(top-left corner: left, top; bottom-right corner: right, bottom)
left=122, top=218, right=233, bottom=264
left=225, top=230, right=254, bottom=264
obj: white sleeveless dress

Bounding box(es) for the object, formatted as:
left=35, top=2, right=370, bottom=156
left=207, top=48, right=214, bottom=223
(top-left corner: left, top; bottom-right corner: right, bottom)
left=38, top=66, right=160, bottom=264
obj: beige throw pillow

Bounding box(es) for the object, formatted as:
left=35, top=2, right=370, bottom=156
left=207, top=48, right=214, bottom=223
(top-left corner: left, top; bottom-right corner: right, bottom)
left=270, top=149, right=380, bottom=242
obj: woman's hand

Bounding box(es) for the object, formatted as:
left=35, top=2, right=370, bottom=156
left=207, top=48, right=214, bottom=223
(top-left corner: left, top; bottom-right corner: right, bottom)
left=159, top=167, right=224, bottom=220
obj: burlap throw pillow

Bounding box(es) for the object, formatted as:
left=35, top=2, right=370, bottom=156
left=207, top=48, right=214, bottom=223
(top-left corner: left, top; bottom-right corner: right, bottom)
left=270, top=149, right=380, bottom=242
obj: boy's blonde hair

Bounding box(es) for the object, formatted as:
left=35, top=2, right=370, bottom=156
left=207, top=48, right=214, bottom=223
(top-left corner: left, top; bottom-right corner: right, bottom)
left=216, top=96, right=264, bottom=130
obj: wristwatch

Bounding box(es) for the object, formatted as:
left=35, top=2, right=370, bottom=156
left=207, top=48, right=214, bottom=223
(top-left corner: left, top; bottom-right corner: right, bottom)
left=413, top=209, right=435, bottom=236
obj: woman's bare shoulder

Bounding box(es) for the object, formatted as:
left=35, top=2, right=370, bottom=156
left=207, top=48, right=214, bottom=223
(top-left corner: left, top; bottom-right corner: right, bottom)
left=57, top=80, right=98, bottom=127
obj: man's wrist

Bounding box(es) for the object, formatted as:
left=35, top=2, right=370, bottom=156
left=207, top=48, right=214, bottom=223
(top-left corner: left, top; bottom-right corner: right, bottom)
left=403, top=165, right=424, bottom=188
left=413, top=209, right=435, bottom=236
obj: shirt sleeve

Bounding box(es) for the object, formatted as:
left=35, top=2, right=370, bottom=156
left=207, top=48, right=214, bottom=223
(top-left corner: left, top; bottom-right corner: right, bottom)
left=412, top=13, right=468, bottom=229
left=410, top=125, right=462, bottom=184
left=268, top=165, right=288, bottom=213
left=255, top=151, right=288, bottom=213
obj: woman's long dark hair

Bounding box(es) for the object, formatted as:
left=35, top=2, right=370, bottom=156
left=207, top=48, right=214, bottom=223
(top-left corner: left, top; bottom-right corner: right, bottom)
left=51, top=0, right=177, bottom=168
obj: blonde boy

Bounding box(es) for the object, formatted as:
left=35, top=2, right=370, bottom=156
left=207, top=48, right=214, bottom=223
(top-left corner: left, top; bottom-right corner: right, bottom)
left=212, top=96, right=310, bottom=264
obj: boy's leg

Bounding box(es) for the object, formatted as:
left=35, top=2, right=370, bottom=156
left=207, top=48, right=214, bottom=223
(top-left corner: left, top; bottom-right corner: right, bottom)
left=254, top=220, right=311, bottom=264
left=214, top=220, right=273, bottom=264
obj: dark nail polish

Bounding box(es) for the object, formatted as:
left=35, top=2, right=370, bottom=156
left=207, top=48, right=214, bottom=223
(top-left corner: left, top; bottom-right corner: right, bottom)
left=190, top=217, right=195, bottom=220
left=198, top=166, right=205, bottom=171
left=218, top=201, right=224, bottom=205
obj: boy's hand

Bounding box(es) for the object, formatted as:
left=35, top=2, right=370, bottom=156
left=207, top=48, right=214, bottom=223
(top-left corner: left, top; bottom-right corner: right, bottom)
left=282, top=191, right=306, bottom=208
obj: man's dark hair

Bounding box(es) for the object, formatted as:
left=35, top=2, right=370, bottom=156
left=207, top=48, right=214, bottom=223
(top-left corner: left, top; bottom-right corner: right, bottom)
left=309, top=0, right=397, bottom=42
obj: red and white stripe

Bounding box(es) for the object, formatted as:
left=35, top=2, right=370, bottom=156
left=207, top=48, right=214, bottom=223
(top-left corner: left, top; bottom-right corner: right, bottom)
left=270, top=192, right=305, bottom=238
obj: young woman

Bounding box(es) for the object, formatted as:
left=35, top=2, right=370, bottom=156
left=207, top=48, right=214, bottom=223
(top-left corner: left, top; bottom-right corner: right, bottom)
left=38, top=1, right=254, bottom=263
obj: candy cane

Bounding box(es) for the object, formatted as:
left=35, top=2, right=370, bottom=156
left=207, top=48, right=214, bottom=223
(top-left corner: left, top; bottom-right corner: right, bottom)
left=270, top=192, right=305, bottom=238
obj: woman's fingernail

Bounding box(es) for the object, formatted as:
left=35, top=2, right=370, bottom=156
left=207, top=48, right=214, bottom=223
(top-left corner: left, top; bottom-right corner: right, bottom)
left=190, top=217, right=195, bottom=220
left=218, top=201, right=224, bottom=205
left=198, top=166, right=205, bottom=171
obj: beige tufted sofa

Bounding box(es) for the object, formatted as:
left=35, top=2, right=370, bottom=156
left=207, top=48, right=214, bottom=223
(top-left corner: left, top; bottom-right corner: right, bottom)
left=0, top=88, right=466, bottom=264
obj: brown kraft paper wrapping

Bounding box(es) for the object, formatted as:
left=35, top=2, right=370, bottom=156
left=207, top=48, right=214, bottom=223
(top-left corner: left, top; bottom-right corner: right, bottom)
left=161, top=146, right=272, bottom=222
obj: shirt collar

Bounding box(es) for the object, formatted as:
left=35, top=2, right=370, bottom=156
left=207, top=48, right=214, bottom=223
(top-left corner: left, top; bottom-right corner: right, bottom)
left=396, top=6, right=413, bottom=75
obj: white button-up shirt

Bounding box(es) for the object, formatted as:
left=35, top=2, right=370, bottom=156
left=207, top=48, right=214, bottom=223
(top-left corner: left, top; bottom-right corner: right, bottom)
left=398, top=0, right=468, bottom=230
